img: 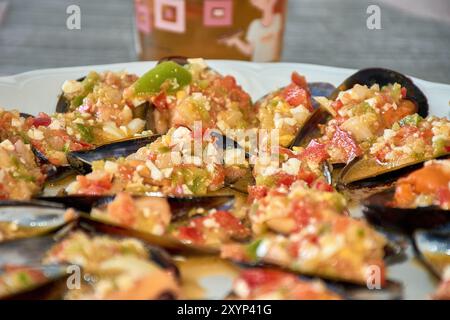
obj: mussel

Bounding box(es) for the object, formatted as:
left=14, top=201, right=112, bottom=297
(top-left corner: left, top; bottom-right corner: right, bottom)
left=362, top=188, right=450, bottom=233
left=0, top=200, right=75, bottom=242
left=329, top=68, right=428, bottom=117
left=0, top=264, right=69, bottom=300
left=66, top=134, right=160, bottom=174
left=289, top=68, right=429, bottom=150
left=37, top=193, right=237, bottom=255
left=339, top=153, right=450, bottom=188
left=0, top=218, right=181, bottom=299
left=55, top=76, right=153, bottom=127
left=413, top=226, right=449, bottom=278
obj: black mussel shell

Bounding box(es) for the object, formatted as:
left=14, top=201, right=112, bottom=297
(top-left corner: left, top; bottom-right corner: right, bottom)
left=334, top=279, right=403, bottom=300
left=330, top=68, right=428, bottom=117
left=339, top=154, right=450, bottom=189
left=38, top=193, right=235, bottom=220
left=157, top=56, right=189, bottom=66
left=0, top=201, right=74, bottom=243
left=78, top=215, right=217, bottom=256
left=55, top=76, right=85, bottom=113
left=288, top=106, right=331, bottom=149
left=66, top=134, right=161, bottom=174
left=31, top=146, right=75, bottom=182
left=308, top=82, right=336, bottom=108
left=362, top=188, right=450, bottom=233
left=0, top=264, right=69, bottom=300
left=413, top=226, right=449, bottom=278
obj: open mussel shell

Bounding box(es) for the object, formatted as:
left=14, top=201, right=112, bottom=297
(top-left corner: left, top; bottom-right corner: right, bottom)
left=66, top=134, right=161, bottom=174
left=0, top=219, right=180, bottom=277
left=362, top=188, right=450, bottom=233
left=55, top=76, right=85, bottom=113
left=309, top=82, right=336, bottom=108
left=329, top=68, right=428, bottom=117
left=288, top=106, right=331, bottom=149
left=32, top=147, right=75, bottom=182
left=339, top=153, right=450, bottom=188
left=332, top=279, right=403, bottom=300
left=0, top=264, right=69, bottom=300
left=413, top=226, right=449, bottom=278
left=0, top=201, right=74, bottom=242
left=39, top=193, right=235, bottom=220
left=157, top=56, right=189, bottom=66
left=36, top=193, right=235, bottom=255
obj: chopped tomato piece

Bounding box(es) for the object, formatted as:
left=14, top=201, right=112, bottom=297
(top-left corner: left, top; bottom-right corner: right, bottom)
left=32, top=115, right=51, bottom=127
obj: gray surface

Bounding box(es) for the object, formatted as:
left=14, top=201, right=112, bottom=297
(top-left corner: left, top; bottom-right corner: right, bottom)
left=0, top=0, right=449, bottom=83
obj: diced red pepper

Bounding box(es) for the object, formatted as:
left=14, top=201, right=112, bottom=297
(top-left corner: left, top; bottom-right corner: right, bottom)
left=401, top=87, right=407, bottom=98
left=291, top=72, right=309, bottom=91
left=330, top=126, right=362, bottom=163
left=331, top=100, right=343, bottom=112
left=300, top=139, right=330, bottom=164
left=248, top=185, right=268, bottom=202
left=213, top=210, right=246, bottom=234
left=275, top=172, right=297, bottom=188
left=438, top=188, right=450, bottom=208
left=176, top=226, right=204, bottom=244
left=312, top=180, right=334, bottom=192
left=296, top=169, right=317, bottom=186
left=32, top=113, right=51, bottom=127
left=239, top=269, right=295, bottom=289
left=281, top=83, right=312, bottom=111
left=152, top=91, right=169, bottom=112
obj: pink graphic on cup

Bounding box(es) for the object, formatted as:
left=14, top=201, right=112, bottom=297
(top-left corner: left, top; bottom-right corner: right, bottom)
left=135, top=0, right=152, bottom=34
left=203, top=0, right=233, bottom=27
left=154, top=0, right=186, bottom=33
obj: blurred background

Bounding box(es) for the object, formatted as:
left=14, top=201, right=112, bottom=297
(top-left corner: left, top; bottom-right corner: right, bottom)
left=0, top=0, right=449, bottom=82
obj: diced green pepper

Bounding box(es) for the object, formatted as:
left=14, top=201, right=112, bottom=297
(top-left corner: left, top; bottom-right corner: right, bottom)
left=246, top=239, right=263, bottom=261
left=71, top=72, right=100, bottom=108
left=134, top=61, right=192, bottom=95
left=399, top=114, right=423, bottom=127
left=75, top=123, right=94, bottom=143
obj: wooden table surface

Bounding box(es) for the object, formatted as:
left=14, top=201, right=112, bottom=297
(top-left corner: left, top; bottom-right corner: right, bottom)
left=0, top=0, right=449, bottom=83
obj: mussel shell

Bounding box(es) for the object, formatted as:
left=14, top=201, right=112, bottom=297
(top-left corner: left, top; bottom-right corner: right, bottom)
left=66, top=134, right=161, bottom=174
left=362, top=188, right=450, bottom=233
left=288, top=106, right=331, bottom=149
left=0, top=201, right=73, bottom=242
left=0, top=219, right=180, bottom=278
left=308, top=82, right=336, bottom=108
left=157, top=56, right=189, bottom=66
left=333, top=279, right=403, bottom=300
left=78, top=215, right=218, bottom=256
left=339, top=153, right=450, bottom=188
left=38, top=193, right=235, bottom=220
left=329, top=68, right=428, bottom=117
left=32, top=146, right=75, bottom=182
left=413, top=226, right=449, bottom=278
left=0, top=264, right=69, bottom=300
left=55, top=76, right=85, bottom=113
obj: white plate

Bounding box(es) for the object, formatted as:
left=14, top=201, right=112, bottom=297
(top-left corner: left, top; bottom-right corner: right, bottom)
left=0, top=60, right=449, bottom=300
